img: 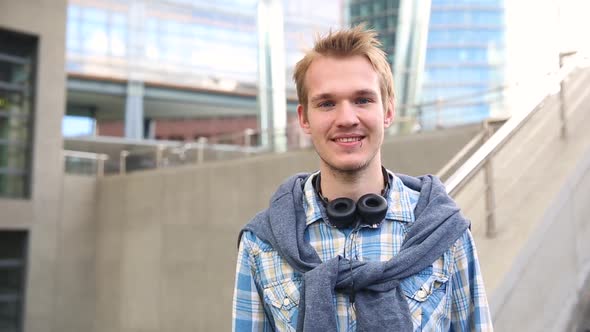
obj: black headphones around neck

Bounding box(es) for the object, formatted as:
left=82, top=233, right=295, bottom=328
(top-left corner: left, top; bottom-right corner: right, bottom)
left=313, top=170, right=389, bottom=229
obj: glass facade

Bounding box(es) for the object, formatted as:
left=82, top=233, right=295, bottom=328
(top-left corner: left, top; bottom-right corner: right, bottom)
left=0, top=29, right=36, bottom=199
left=66, top=0, right=260, bottom=88
left=348, top=0, right=431, bottom=126
left=64, top=0, right=343, bottom=140
left=349, top=0, right=401, bottom=67
left=0, top=231, right=27, bottom=332
left=348, top=0, right=506, bottom=129
left=421, top=0, right=506, bottom=128
left=66, top=0, right=343, bottom=91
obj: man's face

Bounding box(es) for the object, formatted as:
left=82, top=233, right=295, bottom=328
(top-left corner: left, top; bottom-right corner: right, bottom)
left=297, top=55, right=394, bottom=174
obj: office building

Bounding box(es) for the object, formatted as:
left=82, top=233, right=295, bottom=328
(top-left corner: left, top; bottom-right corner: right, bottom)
left=0, top=1, right=68, bottom=331
left=65, top=0, right=343, bottom=143
left=348, top=0, right=506, bottom=129
left=421, top=0, right=506, bottom=128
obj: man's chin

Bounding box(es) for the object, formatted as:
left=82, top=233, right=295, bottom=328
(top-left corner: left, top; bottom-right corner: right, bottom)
left=324, top=160, right=369, bottom=174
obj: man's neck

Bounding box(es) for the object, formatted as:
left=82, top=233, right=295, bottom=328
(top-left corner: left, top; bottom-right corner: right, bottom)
left=319, top=164, right=385, bottom=202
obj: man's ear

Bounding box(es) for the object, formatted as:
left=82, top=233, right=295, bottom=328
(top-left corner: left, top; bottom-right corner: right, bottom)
left=384, top=97, right=395, bottom=128
left=297, top=104, right=311, bottom=134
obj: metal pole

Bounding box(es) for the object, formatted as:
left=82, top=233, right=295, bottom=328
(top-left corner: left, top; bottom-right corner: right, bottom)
left=180, top=144, right=189, bottom=162
left=559, top=51, right=576, bottom=139
left=156, top=145, right=164, bottom=168
left=559, top=53, right=569, bottom=139
left=559, top=80, right=567, bottom=139
left=244, top=128, right=255, bottom=147
left=416, top=105, right=423, bottom=132
left=482, top=120, right=496, bottom=237
left=484, top=160, right=497, bottom=237
left=97, top=154, right=107, bottom=177
left=197, top=137, right=208, bottom=164
left=120, top=150, right=129, bottom=174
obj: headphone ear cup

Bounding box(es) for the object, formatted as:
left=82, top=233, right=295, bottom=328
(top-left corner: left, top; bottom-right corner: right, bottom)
left=326, top=197, right=357, bottom=229
left=356, top=194, right=388, bottom=226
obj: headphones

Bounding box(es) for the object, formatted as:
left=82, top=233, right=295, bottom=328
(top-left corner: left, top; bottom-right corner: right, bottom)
left=313, top=170, right=389, bottom=229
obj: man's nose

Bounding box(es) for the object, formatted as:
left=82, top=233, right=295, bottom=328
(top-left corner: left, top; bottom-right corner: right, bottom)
left=335, top=102, right=359, bottom=127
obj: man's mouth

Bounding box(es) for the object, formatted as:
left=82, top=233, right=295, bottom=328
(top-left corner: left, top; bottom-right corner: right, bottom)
left=334, top=137, right=363, bottom=143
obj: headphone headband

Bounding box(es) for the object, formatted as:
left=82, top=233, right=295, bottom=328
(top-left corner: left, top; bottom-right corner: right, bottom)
left=313, top=167, right=390, bottom=205
left=313, top=168, right=390, bottom=229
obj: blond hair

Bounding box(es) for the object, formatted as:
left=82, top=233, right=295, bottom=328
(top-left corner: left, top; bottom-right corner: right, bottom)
left=293, top=25, right=395, bottom=113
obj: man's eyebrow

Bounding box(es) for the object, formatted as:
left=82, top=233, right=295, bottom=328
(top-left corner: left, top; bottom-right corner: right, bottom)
left=355, top=89, right=379, bottom=97
left=309, top=93, right=333, bottom=103
left=310, top=90, right=379, bottom=103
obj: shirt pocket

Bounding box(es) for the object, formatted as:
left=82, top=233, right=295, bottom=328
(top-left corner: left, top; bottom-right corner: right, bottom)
left=400, top=265, right=450, bottom=331
left=263, top=278, right=301, bottom=331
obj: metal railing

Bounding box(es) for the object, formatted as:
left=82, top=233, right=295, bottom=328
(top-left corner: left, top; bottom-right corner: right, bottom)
left=61, top=114, right=418, bottom=175
left=62, top=54, right=576, bottom=179
left=444, top=51, right=589, bottom=237
left=62, top=74, right=511, bottom=175
left=58, top=83, right=509, bottom=176
left=436, top=129, right=487, bottom=181
left=63, top=150, right=109, bottom=176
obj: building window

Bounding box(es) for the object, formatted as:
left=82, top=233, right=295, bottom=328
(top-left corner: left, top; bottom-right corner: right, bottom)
left=0, top=231, right=28, bottom=332
left=0, top=29, right=37, bottom=199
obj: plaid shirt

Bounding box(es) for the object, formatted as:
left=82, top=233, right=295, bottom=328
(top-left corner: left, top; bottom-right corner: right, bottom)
left=233, top=172, right=492, bottom=331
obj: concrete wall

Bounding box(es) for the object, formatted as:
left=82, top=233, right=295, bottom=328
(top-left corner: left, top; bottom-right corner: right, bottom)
left=56, top=175, right=98, bottom=332
left=0, top=1, right=68, bottom=331
left=94, top=125, right=480, bottom=331
left=381, top=125, right=481, bottom=177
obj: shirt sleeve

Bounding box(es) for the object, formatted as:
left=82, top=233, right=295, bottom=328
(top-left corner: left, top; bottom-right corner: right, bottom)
left=232, top=231, right=273, bottom=332
left=449, top=230, right=494, bottom=331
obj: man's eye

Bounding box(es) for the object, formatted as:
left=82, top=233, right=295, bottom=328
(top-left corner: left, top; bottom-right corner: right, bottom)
left=318, top=101, right=335, bottom=108
left=356, top=97, right=371, bottom=104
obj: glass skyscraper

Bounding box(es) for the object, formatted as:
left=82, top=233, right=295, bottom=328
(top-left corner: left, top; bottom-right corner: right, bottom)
left=348, top=0, right=506, bottom=129
left=421, top=0, right=505, bottom=128
left=348, top=0, right=431, bottom=128
left=349, top=0, right=399, bottom=66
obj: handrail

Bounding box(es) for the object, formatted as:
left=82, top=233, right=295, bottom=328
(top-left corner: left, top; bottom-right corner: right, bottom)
left=63, top=150, right=109, bottom=160
left=444, top=53, right=584, bottom=196
left=63, top=150, right=109, bottom=176
left=436, top=130, right=486, bottom=180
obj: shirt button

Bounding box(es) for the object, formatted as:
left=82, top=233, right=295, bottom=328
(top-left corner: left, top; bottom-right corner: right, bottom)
left=283, top=297, right=290, bottom=306
left=417, top=288, right=428, bottom=299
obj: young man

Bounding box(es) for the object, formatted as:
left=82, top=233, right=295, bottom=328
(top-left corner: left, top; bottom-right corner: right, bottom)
left=233, top=26, right=492, bottom=331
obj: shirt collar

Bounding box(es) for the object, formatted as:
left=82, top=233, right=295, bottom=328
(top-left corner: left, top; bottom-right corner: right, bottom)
left=302, top=171, right=324, bottom=226
left=302, top=169, right=416, bottom=227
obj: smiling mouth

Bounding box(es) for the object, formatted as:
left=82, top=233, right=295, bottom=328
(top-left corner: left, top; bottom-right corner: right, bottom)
left=334, top=137, right=363, bottom=143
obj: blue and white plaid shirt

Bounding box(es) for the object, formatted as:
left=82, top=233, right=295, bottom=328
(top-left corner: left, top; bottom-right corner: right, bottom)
left=233, top=172, right=492, bottom=331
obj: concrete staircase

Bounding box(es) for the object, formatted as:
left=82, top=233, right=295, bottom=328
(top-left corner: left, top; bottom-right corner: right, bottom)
left=453, top=66, right=590, bottom=331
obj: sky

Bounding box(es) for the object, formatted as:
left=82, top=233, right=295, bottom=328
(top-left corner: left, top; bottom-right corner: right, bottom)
left=63, top=115, right=95, bottom=137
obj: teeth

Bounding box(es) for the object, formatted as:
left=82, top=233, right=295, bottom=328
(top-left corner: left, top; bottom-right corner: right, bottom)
left=335, top=137, right=361, bottom=143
